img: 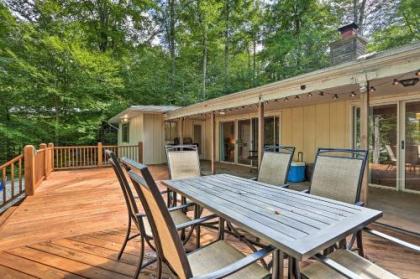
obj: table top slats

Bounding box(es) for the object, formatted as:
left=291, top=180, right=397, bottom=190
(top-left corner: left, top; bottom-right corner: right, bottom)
left=208, top=176, right=341, bottom=225
left=170, top=180, right=307, bottom=239
left=195, top=177, right=327, bottom=231
left=177, top=179, right=318, bottom=235
left=162, top=174, right=382, bottom=260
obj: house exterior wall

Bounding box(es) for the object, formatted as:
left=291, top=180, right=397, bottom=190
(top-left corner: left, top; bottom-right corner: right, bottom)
left=184, top=100, right=352, bottom=164
left=143, top=113, right=166, bottom=164
left=118, top=114, right=144, bottom=146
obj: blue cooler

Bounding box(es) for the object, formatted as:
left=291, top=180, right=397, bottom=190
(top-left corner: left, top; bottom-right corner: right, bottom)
left=287, top=162, right=306, bottom=183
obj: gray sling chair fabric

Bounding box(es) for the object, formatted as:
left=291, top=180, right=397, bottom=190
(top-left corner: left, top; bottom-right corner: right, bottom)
left=307, top=148, right=368, bottom=257
left=301, top=227, right=420, bottom=279
left=107, top=150, right=199, bottom=278
left=257, top=145, right=295, bottom=185
left=165, top=145, right=201, bottom=207
left=127, top=163, right=274, bottom=279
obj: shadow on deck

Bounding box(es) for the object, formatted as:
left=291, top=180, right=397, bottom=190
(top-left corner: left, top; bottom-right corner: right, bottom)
left=0, top=165, right=419, bottom=278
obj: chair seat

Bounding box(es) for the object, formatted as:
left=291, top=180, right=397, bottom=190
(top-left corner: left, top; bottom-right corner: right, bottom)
left=188, top=240, right=269, bottom=279
left=301, top=250, right=400, bottom=279
left=143, top=209, right=191, bottom=237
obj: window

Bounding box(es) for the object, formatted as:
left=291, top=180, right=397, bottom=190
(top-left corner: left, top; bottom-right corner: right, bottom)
left=122, top=123, right=129, bottom=143
left=165, top=121, right=178, bottom=142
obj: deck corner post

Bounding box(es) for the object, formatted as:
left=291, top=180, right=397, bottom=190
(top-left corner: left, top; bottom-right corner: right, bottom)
left=138, top=141, right=143, bottom=163
left=359, top=81, right=370, bottom=204
left=97, top=142, right=103, bottom=166
left=48, top=143, right=54, bottom=172
left=211, top=111, right=216, bottom=174
left=40, top=143, right=47, bottom=179
left=24, top=145, right=36, bottom=196
left=258, top=100, right=265, bottom=168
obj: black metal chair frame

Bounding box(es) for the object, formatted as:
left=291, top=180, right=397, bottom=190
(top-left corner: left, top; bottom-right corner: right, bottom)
left=127, top=164, right=275, bottom=279
left=107, top=150, right=206, bottom=278
left=304, top=148, right=369, bottom=257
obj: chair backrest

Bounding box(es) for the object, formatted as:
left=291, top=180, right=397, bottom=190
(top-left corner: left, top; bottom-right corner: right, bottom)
left=165, top=145, right=200, bottom=180
left=128, top=165, right=192, bottom=279
left=106, top=150, right=140, bottom=226
left=258, top=146, right=295, bottom=185
left=310, top=148, right=368, bottom=204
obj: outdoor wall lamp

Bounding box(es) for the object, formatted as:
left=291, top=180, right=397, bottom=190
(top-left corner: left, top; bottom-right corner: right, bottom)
left=399, top=78, right=419, bottom=87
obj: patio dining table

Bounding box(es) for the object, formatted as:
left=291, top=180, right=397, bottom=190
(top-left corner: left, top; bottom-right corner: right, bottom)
left=162, top=174, right=383, bottom=279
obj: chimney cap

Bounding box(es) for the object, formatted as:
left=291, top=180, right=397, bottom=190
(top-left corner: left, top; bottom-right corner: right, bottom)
left=338, top=22, right=359, bottom=33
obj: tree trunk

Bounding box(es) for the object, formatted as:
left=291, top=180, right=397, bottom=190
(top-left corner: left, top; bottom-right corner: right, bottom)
left=202, top=26, right=208, bottom=100
left=169, top=0, right=176, bottom=91
left=223, top=0, right=230, bottom=92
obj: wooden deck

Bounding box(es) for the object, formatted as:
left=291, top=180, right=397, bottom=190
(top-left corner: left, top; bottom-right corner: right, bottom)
left=0, top=167, right=419, bottom=278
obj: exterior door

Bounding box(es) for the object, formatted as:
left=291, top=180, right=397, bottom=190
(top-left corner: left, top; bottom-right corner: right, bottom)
left=237, top=119, right=251, bottom=165
left=220, top=121, right=235, bottom=162
left=369, top=104, right=398, bottom=189
left=402, top=100, right=420, bottom=192
left=193, top=124, right=203, bottom=158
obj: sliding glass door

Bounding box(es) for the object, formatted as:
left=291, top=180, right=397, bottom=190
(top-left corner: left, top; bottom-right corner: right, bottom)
left=404, top=101, right=420, bottom=192
left=220, top=121, right=235, bottom=162
left=238, top=120, right=251, bottom=165
left=369, top=104, right=398, bottom=189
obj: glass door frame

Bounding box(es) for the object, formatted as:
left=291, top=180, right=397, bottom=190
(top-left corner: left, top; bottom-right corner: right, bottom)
left=219, top=120, right=237, bottom=164
left=351, top=96, right=420, bottom=193
left=400, top=98, right=420, bottom=193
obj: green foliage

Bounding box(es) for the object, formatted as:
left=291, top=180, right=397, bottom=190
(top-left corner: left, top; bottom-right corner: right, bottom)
left=0, top=0, right=418, bottom=162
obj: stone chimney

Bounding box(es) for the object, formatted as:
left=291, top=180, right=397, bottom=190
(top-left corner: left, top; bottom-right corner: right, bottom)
left=330, top=23, right=368, bottom=65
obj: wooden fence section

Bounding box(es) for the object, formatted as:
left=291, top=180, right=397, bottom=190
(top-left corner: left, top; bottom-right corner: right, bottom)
left=0, top=142, right=143, bottom=208
left=0, top=154, right=24, bottom=210
left=53, top=143, right=141, bottom=170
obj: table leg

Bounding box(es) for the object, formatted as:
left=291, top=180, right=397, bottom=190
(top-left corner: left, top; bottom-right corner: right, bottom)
left=195, top=204, right=201, bottom=249
left=271, top=250, right=284, bottom=279
left=218, top=218, right=225, bottom=240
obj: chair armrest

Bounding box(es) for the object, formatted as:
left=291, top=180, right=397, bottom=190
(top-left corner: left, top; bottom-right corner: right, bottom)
left=280, top=184, right=289, bottom=189
left=313, top=253, right=363, bottom=279
left=300, top=189, right=309, bottom=193
left=355, top=201, right=364, bottom=207
left=175, top=214, right=218, bottom=231
left=168, top=203, right=195, bottom=212
left=191, top=245, right=275, bottom=279
left=364, top=228, right=420, bottom=253
left=249, top=177, right=257, bottom=181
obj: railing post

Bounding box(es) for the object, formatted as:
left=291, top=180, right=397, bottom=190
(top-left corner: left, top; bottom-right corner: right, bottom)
left=40, top=143, right=47, bottom=179
left=48, top=143, right=54, bottom=172
left=97, top=142, right=103, bottom=166
left=138, top=142, right=143, bottom=163
left=24, top=145, right=36, bottom=196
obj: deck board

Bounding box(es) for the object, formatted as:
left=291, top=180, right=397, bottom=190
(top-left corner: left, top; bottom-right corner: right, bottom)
left=0, top=167, right=419, bottom=278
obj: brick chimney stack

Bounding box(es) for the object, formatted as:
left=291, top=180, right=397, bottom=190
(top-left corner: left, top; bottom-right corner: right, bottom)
left=330, top=23, right=368, bottom=65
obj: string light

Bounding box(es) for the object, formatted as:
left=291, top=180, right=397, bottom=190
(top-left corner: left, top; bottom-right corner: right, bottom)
left=350, top=91, right=356, bottom=97
left=369, top=86, right=376, bottom=93
left=295, top=95, right=300, bottom=99
left=319, top=91, right=324, bottom=96
left=392, top=79, right=399, bottom=85
left=333, top=94, right=339, bottom=100
left=308, top=92, right=313, bottom=97
left=284, top=97, right=289, bottom=102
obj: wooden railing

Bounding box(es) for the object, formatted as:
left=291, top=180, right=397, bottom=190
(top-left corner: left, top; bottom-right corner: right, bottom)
left=53, top=143, right=142, bottom=170
left=0, top=142, right=143, bottom=212
left=0, top=154, right=24, bottom=211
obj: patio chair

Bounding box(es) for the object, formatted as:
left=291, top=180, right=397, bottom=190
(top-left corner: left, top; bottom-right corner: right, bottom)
left=301, top=227, right=420, bottom=279
left=127, top=164, right=275, bottom=279
left=107, top=151, right=212, bottom=278
left=302, top=148, right=368, bottom=256
left=254, top=145, right=295, bottom=185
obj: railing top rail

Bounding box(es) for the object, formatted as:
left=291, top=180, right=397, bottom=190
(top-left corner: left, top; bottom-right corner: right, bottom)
left=54, top=145, right=108, bottom=149
left=0, top=154, right=23, bottom=170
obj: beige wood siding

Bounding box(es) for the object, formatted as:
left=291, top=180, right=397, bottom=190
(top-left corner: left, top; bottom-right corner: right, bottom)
left=281, top=100, right=351, bottom=162
left=143, top=114, right=166, bottom=164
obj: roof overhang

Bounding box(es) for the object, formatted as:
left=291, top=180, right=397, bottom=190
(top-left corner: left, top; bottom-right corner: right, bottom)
left=108, top=105, right=180, bottom=123
left=166, top=42, right=420, bottom=120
